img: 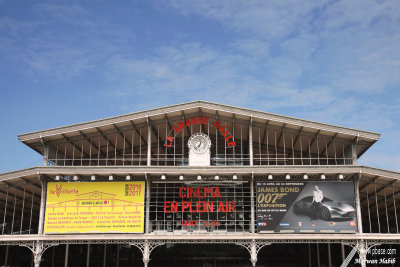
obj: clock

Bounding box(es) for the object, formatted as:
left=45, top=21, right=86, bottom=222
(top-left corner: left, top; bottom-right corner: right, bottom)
left=188, top=133, right=211, bottom=154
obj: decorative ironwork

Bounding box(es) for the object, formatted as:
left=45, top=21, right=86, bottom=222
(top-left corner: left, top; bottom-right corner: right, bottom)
left=234, top=240, right=272, bottom=266
left=341, top=240, right=382, bottom=267
left=127, top=240, right=165, bottom=267
left=0, top=236, right=398, bottom=267
left=18, top=241, right=59, bottom=267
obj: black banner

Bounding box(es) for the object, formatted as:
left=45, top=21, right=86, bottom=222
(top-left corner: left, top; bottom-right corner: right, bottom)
left=256, top=181, right=357, bottom=233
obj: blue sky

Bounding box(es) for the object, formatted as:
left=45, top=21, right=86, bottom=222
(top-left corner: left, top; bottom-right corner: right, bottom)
left=0, top=0, right=399, bottom=173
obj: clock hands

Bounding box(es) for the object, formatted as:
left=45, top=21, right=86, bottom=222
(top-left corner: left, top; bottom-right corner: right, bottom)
left=195, top=140, right=201, bottom=148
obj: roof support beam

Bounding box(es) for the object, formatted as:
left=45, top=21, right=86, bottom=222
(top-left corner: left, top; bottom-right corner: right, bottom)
left=129, top=121, right=148, bottom=165
left=342, top=137, right=358, bottom=164
left=95, top=128, right=116, bottom=150
left=165, top=114, right=172, bottom=132
left=199, top=108, right=205, bottom=134
left=147, top=119, right=166, bottom=154
left=130, top=121, right=147, bottom=146
left=384, top=188, right=400, bottom=210
left=20, top=178, right=41, bottom=191
left=292, top=127, right=303, bottom=148
left=320, top=133, right=338, bottom=156
left=2, top=182, right=40, bottom=201
left=249, top=116, right=253, bottom=166
left=359, top=180, right=382, bottom=206
left=215, top=110, right=219, bottom=144
left=94, top=128, right=118, bottom=165
left=305, top=130, right=320, bottom=154
left=359, top=176, right=379, bottom=192
left=112, top=124, right=140, bottom=156
left=40, top=140, right=66, bottom=166
left=261, top=121, right=270, bottom=146
left=78, top=130, right=101, bottom=155
left=232, top=114, right=236, bottom=157
left=352, top=137, right=359, bottom=165
left=362, top=193, right=398, bottom=210
left=0, top=189, right=35, bottom=206
left=113, top=125, right=132, bottom=148
left=182, top=111, right=192, bottom=137
left=163, top=116, right=172, bottom=163
left=276, top=124, right=286, bottom=147
left=147, top=117, right=152, bottom=166
left=373, top=180, right=397, bottom=196
left=287, top=127, right=303, bottom=158
left=363, top=182, right=400, bottom=210
left=112, top=124, right=141, bottom=166
left=61, top=134, right=89, bottom=159
left=77, top=130, right=115, bottom=165
left=0, top=200, right=40, bottom=219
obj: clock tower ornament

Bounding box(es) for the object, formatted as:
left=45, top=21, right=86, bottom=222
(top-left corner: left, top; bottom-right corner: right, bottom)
left=188, top=133, right=211, bottom=166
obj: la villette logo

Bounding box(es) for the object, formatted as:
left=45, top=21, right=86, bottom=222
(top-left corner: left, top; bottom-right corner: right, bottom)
left=50, top=184, right=79, bottom=197
left=56, top=184, right=62, bottom=197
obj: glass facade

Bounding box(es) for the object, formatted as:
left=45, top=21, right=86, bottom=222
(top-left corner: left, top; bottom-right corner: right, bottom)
left=149, top=182, right=252, bottom=233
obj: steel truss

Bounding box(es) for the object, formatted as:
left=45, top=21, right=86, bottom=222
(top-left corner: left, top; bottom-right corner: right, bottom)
left=0, top=237, right=398, bottom=267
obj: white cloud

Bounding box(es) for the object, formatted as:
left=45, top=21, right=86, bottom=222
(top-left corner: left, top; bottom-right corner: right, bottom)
left=21, top=42, right=96, bottom=79
left=160, top=0, right=325, bottom=39
left=280, top=34, right=320, bottom=62
left=32, top=3, right=90, bottom=25
left=158, top=0, right=400, bottom=93
left=230, top=39, right=269, bottom=58
left=104, top=42, right=337, bottom=113
left=0, top=3, right=137, bottom=80
left=163, top=0, right=400, bottom=37
left=322, top=0, right=400, bottom=31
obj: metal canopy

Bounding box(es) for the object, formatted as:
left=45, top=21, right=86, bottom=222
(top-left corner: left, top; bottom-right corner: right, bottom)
left=18, top=101, right=381, bottom=142
left=17, top=101, right=380, bottom=167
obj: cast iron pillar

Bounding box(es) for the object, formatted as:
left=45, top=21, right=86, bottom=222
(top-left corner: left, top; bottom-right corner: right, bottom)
left=147, top=116, right=152, bottom=166
left=354, top=173, right=363, bottom=233
left=351, top=136, right=359, bottom=165
left=41, top=138, right=49, bottom=166
left=250, top=240, right=257, bottom=266
left=145, top=173, right=150, bottom=233
left=357, top=240, right=368, bottom=267
left=38, top=175, right=47, bottom=235
left=249, top=115, right=253, bottom=166
left=250, top=172, right=255, bottom=234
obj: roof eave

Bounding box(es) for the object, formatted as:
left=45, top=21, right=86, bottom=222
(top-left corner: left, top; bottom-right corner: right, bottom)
left=18, top=100, right=381, bottom=144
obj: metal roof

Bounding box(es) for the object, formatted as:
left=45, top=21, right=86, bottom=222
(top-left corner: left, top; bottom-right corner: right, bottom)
left=18, top=100, right=380, bottom=143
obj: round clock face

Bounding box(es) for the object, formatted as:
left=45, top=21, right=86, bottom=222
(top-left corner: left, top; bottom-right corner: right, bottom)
left=188, top=133, right=211, bottom=154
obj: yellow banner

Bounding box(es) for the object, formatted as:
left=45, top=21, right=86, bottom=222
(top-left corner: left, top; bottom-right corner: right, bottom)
left=44, top=181, right=145, bottom=234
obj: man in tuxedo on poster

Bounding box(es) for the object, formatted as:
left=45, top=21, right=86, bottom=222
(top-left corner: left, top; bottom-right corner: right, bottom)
left=311, top=185, right=323, bottom=220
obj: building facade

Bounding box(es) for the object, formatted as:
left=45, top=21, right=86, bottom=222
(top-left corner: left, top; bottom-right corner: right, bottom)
left=0, top=101, right=399, bottom=267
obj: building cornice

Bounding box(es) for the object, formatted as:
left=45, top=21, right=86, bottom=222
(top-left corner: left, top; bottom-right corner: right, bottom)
left=1, top=165, right=399, bottom=181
